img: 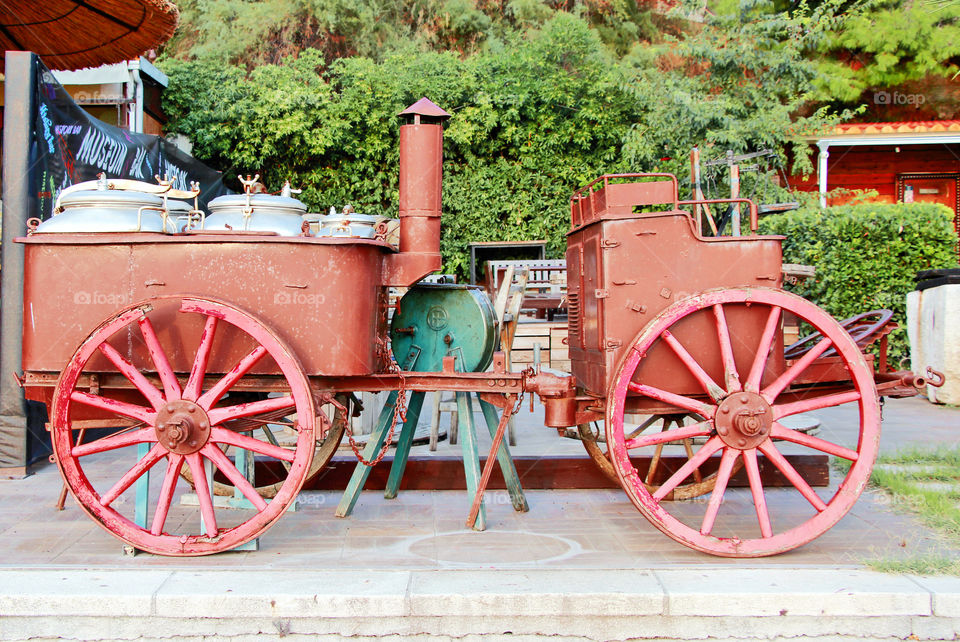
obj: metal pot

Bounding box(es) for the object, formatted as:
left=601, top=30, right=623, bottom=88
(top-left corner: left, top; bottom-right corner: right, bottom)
left=315, top=212, right=380, bottom=239
left=34, top=187, right=177, bottom=234
left=205, top=192, right=307, bottom=236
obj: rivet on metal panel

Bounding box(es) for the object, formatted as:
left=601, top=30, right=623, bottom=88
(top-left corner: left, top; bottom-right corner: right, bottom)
left=659, top=288, right=672, bottom=299
left=595, top=289, right=609, bottom=299
left=612, top=279, right=637, bottom=286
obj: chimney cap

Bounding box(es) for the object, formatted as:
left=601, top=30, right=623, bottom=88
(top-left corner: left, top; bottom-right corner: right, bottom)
left=399, top=97, right=450, bottom=119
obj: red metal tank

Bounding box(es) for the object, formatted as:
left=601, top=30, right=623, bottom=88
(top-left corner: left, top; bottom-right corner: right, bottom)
left=20, top=99, right=451, bottom=390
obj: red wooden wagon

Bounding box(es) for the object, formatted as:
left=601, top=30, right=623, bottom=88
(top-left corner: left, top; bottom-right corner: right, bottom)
left=18, top=100, right=934, bottom=557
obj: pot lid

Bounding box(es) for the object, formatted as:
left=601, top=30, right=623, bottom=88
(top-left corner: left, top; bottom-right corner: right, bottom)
left=58, top=188, right=165, bottom=210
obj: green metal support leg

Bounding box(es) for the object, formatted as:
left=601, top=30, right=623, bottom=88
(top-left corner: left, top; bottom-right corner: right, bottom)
left=478, top=398, right=529, bottom=513
left=335, top=390, right=399, bottom=518
left=457, top=391, right=486, bottom=531
left=384, top=390, right=426, bottom=500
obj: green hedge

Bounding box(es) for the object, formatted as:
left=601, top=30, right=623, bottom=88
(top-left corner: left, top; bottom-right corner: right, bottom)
left=758, top=202, right=959, bottom=365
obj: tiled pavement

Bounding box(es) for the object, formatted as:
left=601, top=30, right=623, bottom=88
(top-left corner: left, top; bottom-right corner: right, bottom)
left=0, top=399, right=960, bottom=641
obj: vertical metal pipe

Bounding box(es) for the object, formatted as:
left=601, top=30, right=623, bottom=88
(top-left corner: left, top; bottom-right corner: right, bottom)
left=730, top=164, right=741, bottom=237
left=0, top=52, right=37, bottom=475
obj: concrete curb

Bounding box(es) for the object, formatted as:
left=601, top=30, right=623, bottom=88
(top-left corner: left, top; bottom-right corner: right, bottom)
left=1, top=568, right=958, bottom=641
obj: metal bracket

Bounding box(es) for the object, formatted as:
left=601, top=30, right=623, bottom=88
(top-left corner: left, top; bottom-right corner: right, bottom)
left=600, top=239, right=621, bottom=249
left=595, top=289, right=609, bottom=299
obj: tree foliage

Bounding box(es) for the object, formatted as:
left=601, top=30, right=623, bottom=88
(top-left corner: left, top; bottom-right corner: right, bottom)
left=161, top=7, right=851, bottom=277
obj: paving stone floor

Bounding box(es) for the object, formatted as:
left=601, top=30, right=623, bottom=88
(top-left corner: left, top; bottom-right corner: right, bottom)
left=0, top=396, right=956, bottom=570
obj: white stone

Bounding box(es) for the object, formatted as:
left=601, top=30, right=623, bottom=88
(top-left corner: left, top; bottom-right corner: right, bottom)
left=152, top=569, right=410, bottom=618
left=909, top=575, right=960, bottom=617
left=407, top=568, right=664, bottom=617
left=654, top=568, right=931, bottom=617
left=0, top=569, right=171, bottom=617
left=907, top=283, right=960, bottom=405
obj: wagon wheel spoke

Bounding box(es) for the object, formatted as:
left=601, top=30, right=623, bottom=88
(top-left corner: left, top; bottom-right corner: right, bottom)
left=713, top=304, right=742, bottom=393
left=260, top=424, right=293, bottom=473
left=97, top=342, right=165, bottom=410
left=185, top=453, right=218, bottom=537
left=762, top=337, right=833, bottom=402
left=661, top=330, right=725, bottom=401
left=70, top=391, right=156, bottom=426
left=137, top=316, right=181, bottom=401
left=625, top=420, right=711, bottom=449
left=682, top=439, right=702, bottom=483
left=742, top=448, right=772, bottom=538
left=745, top=305, right=781, bottom=393
left=208, top=395, right=296, bottom=427
left=197, top=346, right=269, bottom=410
left=644, top=442, right=665, bottom=485
left=627, top=382, right=715, bottom=418
left=70, top=426, right=156, bottom=457
left=151, top=454, right=184, bottom=536
left=183, top=315, right=219, bottom=402
left=653, top=436, right=723, bottom=501
left=758, top=440, right=827, bottom=511
left=209, top=427, right=297, bottom=462
left=201, top=444, right=268, bottom=511
left=99, top=443, right=167, bottom=507
left=773, top=391, right=861, bottom=421
left=770, top=422, right=859, bottom=461
left=625, top=415, right=660, bottom=441
left=700, top=447, right=740, bottom=535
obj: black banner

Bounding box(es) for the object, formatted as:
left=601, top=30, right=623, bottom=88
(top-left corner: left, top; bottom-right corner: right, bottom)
left=32, top=59, right=229, bottom=221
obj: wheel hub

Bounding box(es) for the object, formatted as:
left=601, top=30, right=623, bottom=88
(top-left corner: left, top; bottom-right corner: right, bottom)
left=714, top=392, right=773, bottom=450
left=155, top=400, right=211, bottom=455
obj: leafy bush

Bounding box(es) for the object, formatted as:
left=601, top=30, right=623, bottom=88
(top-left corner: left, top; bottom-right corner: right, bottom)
left=759, top=202, right=959, bottom=365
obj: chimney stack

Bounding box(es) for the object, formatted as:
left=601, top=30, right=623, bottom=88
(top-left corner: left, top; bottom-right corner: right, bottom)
left=386, top=98, right=450, bottom=286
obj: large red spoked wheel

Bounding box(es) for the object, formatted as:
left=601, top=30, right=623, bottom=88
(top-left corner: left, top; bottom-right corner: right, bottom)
left=607, top=288, right=880, bottom=557
left=51, top=297, right=316, bottom=555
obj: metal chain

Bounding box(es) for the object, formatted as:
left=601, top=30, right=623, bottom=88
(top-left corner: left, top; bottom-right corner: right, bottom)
left=345, top=349, right=408, bottom=467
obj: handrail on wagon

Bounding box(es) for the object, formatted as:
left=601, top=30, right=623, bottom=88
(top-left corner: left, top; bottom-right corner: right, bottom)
left=569, top=173, right=679, bottom=230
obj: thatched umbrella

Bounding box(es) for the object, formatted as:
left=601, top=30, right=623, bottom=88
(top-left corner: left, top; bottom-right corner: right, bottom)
left=0, top=0, right=179, bottom=72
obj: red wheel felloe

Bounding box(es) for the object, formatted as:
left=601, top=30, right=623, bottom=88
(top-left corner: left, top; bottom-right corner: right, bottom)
left=50, top=297, right=316, bottom=555
left=606, top=288, right=880, bottom=557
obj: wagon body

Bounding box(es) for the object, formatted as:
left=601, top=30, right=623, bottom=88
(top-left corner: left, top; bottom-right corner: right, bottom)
left=566, top=176, right=786, bottom=398
left=22, top=234, right=391, bottom=381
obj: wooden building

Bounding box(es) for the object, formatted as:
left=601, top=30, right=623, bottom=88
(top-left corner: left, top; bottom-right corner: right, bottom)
left=793, top=121, right=960, bottom=239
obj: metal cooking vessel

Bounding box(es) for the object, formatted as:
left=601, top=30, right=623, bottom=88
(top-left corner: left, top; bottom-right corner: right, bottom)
left=316, top=212, right=379, bottom=239
left=34, top=188, right=178, bottom=234
left=205, top=192, right=307, bottom=236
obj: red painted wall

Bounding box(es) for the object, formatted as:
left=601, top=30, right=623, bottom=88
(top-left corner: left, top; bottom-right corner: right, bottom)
left=792, top=144, right=960, bottom=206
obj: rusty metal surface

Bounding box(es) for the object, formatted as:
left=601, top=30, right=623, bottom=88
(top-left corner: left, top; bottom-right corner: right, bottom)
left=566, top=189, right=785, bottom=396
left=21, top=235, right=391, bottom=378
